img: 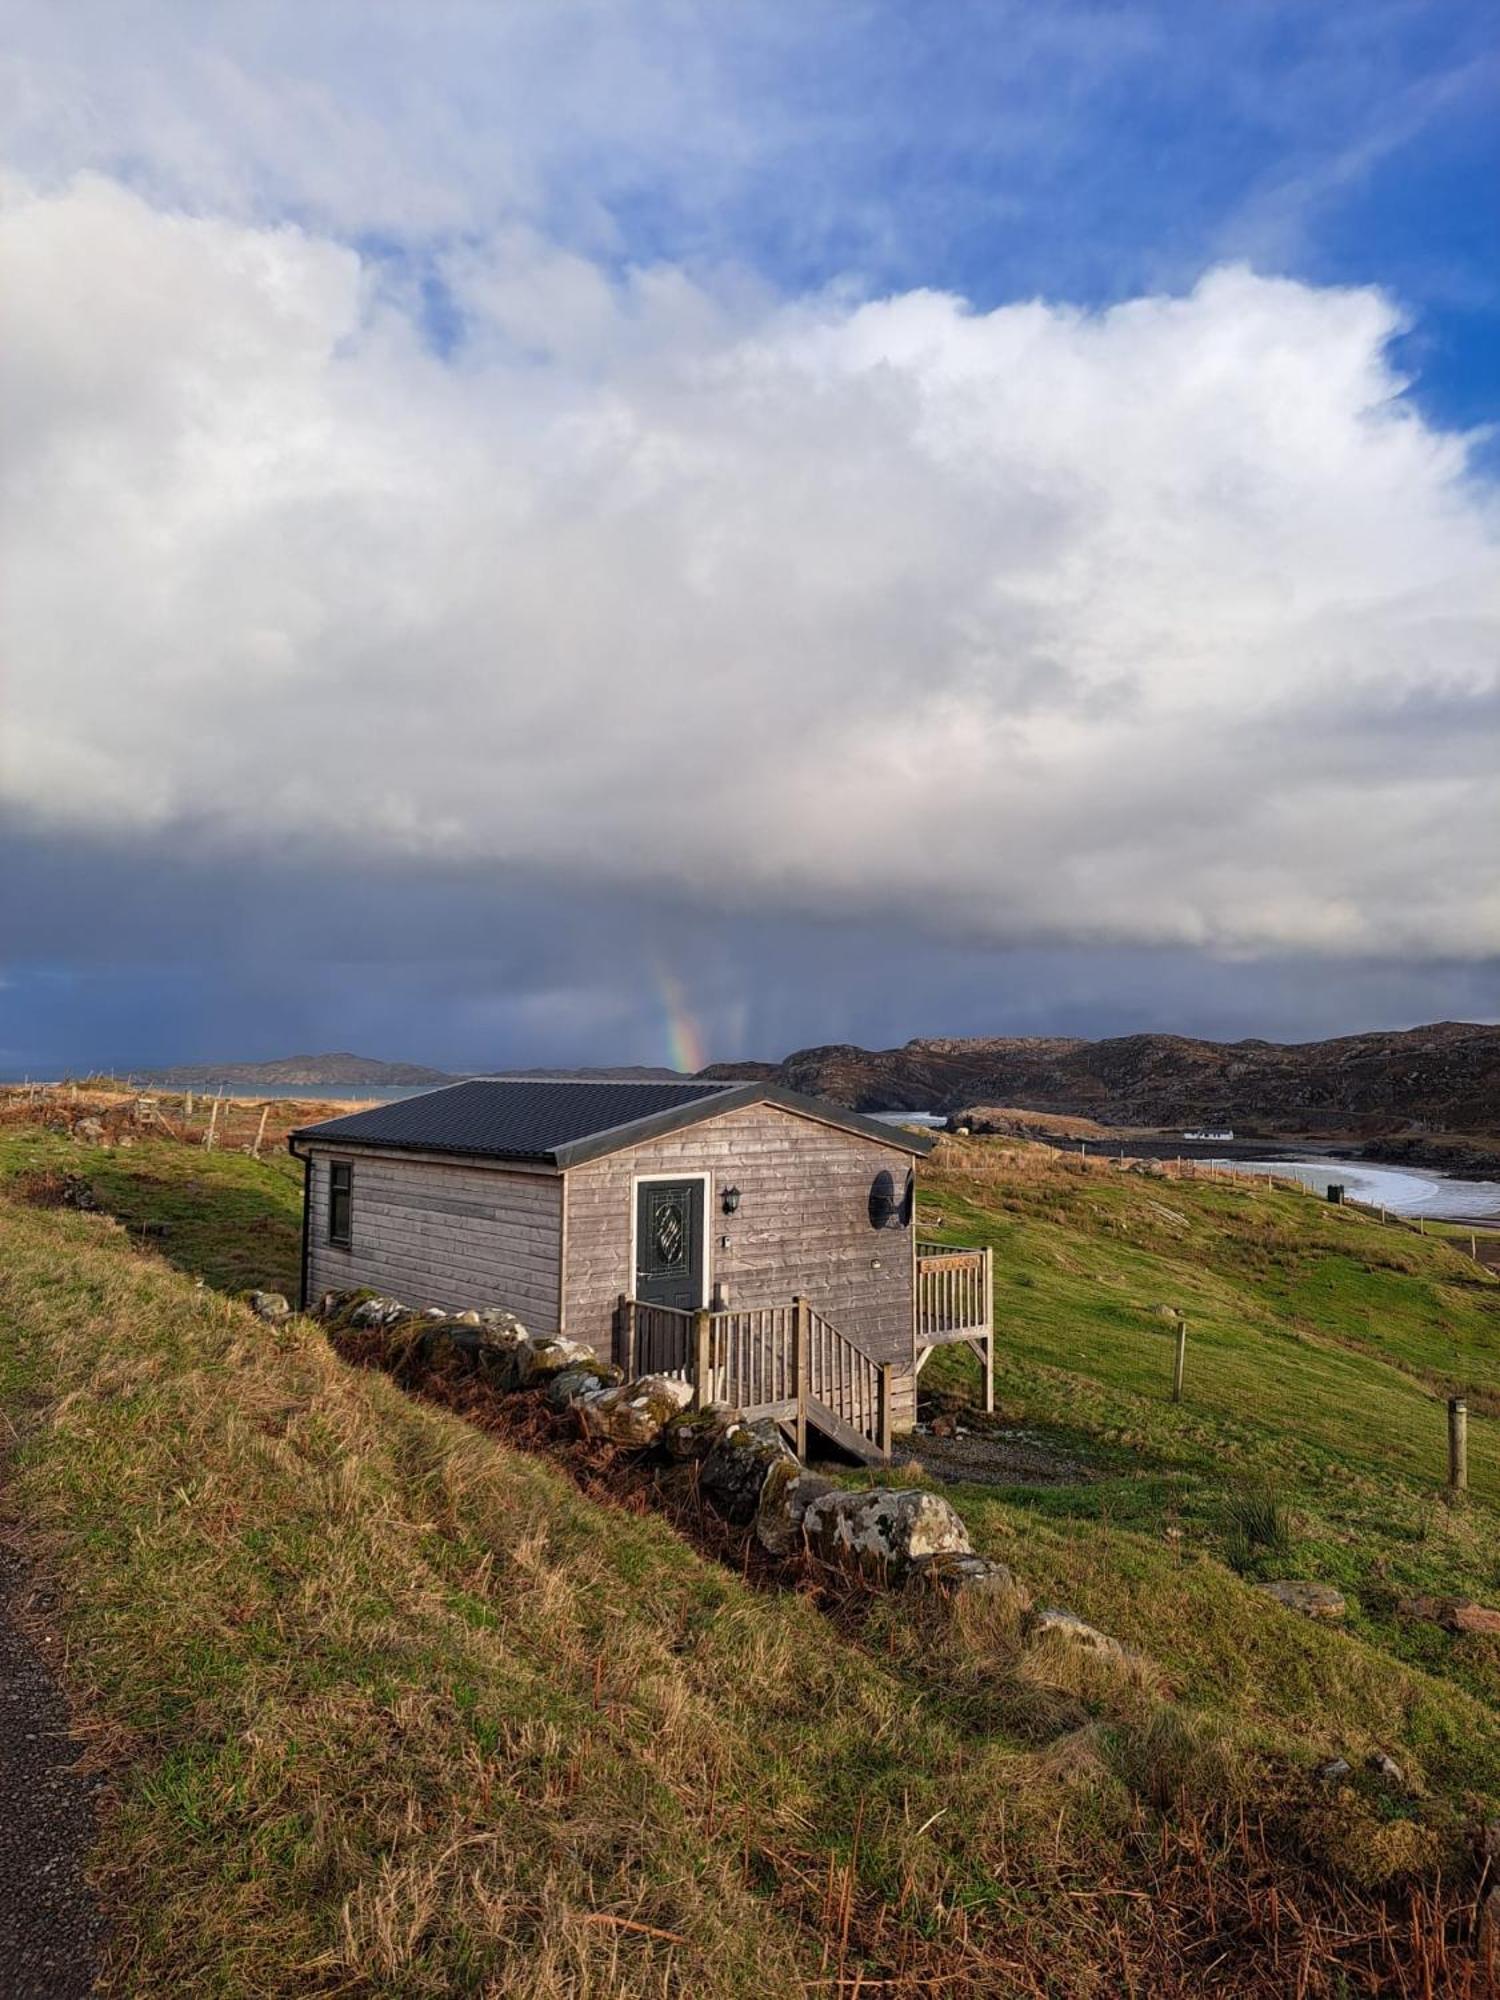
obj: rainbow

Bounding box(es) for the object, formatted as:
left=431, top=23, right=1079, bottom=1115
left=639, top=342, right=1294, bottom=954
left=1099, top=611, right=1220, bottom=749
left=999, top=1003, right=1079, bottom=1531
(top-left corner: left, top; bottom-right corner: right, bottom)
left=655, top=966, right=708, bottom=1074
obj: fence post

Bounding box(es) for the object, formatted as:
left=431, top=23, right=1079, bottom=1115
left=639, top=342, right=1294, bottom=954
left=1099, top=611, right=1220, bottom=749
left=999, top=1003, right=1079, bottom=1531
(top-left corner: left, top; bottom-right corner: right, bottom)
left=791, top=1295, right=809, bottom=1458
left=1172, top=1317, right=1187, bottom=1403
left=1448, top=1397, right=1468, bottom=1493
left=616, top=1294, right=637, bottom=1377
left=692, top=1309, right=713, bottom=1410
left=252, top=1104, right=270, bottom=1158
left=879, top=1362, right=894, bottom=1459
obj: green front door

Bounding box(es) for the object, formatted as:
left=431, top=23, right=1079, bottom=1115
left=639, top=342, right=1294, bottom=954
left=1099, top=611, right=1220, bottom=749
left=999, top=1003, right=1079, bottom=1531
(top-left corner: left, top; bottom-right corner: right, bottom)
left=634, top=1179, right=704, bottom=1311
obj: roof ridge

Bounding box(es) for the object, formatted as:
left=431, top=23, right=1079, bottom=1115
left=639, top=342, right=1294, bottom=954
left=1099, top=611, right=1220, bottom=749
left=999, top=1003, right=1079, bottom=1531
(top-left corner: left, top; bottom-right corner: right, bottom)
left=459, top=1074, right=734, bottom=1088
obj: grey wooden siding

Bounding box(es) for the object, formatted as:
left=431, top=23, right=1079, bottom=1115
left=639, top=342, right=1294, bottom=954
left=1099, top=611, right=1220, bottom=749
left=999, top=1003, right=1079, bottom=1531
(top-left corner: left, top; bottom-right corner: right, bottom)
left=303, top=1148, right=563, bottom=1331
left=562, top=1103, right=917, bottom=1426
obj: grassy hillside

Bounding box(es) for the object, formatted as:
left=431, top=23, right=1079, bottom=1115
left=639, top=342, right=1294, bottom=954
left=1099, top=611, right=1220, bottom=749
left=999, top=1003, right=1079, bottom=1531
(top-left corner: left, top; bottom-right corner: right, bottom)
left=3, top=1116, right=1500, bottom=1992
left=919, top=1140, right=1500, bottom=1710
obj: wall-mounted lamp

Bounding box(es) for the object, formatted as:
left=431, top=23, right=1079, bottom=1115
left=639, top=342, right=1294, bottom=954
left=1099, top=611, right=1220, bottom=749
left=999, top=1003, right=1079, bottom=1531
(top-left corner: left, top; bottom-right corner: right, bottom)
left=721, top=1185, right=742, bottom=1216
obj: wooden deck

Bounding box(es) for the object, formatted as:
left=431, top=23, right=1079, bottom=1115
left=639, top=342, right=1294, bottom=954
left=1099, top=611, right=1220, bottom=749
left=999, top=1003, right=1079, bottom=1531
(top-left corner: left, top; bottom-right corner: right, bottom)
left=915, top=1244, right=995, bottom=1412
left=614, top=1240, right=995, bottom=1457
left=617, top=1294, right=895, bottom=1462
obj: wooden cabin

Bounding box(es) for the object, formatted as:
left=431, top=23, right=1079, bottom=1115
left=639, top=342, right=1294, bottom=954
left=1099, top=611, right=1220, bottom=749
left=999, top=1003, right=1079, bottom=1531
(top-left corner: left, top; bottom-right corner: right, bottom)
left=289, top=1078, right=992, bottom=1460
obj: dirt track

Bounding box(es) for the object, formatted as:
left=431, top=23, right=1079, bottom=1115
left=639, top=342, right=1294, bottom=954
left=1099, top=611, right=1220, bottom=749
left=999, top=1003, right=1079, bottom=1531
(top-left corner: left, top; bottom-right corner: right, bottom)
left=0, top=1544, right=102, bottom=1997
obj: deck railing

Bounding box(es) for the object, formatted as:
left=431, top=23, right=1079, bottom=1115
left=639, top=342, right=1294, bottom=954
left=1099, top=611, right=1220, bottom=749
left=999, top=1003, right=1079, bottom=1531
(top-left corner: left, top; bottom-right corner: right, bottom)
left=615, top=1295, right=892, bottom=1459
left=915, top=1244, right=993, bottom=1344
left=805, top=1304, right=886, bottom=1446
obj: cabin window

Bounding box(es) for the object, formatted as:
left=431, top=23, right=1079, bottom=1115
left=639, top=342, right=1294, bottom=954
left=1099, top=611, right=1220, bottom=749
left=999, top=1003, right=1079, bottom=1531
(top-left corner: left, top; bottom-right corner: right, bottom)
left=328, top=1161, right=353, bottom=1247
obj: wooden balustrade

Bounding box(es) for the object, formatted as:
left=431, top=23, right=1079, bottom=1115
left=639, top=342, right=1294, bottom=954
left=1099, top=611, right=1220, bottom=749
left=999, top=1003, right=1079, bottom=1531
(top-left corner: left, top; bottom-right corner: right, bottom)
left=915, top=1245, right=992, bottom=1343
left=613, top=1292, right=890, bottom=1459
left=913, top=1243, right=994, bottom=1413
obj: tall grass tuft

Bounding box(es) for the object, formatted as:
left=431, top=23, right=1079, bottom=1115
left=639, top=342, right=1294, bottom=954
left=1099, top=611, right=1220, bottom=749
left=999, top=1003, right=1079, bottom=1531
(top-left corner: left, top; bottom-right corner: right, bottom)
left=1222, top=1487, right=1293, bottom=1574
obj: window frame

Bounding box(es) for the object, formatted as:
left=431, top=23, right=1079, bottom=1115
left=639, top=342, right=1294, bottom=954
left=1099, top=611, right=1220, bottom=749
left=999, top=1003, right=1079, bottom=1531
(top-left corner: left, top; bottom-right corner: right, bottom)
left=328, top=1158, right=353, bottom=1248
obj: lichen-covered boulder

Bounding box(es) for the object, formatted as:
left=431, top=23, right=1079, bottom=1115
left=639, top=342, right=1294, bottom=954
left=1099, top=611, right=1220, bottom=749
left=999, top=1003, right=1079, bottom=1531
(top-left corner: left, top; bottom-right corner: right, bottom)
left=477, top=1307, right=528, bottom=1339
left=700, top=1420, right=799, bottom=1524
left=515, top=1337, right=599, bottom=1388
left=754, top=1459, right=835, bottom=1555
left=470, top=1327, right=534, bottom=1391
left=1256, top=1579, right=1346, bottom=1621
left=350, top=1295, right=407, bottom=1329
left=801, top=1487, right=972, bottom=1582
left=662, top=1405, right=740, bottom=1463
left=416, top=1321, right=488, bottom=1375
left=907, top=1551, right=1024, bottom=1603
left=247, top=1290, right=291, bottom=1323
left=576, top=1373, right=694, bottom=1448
left=544, top=1367, right=607, bottom=1411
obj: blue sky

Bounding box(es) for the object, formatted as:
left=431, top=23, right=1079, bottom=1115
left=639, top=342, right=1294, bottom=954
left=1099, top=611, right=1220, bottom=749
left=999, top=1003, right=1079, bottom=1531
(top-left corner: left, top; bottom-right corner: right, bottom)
left=1, top=0, right=1496, bottom=1074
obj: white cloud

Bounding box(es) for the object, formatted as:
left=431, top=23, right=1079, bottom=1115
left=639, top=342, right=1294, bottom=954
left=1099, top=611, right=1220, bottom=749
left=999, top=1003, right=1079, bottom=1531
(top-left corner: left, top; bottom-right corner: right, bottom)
left=2, top=173, right=1497, bottom=962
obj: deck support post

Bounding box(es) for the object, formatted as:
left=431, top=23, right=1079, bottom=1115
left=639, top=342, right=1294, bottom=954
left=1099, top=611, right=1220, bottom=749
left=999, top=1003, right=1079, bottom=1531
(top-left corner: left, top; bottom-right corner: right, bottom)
left=616, top=1294, right=637, bottom=1378
left=791, top=1295, right=809, bottom=1458
left=692, top=1309, right=713, bottom=1411
left=878, top=1363, right=894, bottom=1459
left=982, top=1248, right=995, bottom=1412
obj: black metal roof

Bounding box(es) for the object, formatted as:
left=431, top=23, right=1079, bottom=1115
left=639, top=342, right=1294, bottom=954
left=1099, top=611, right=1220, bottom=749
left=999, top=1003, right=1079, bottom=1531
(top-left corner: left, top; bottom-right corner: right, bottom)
left=288, top=1076, right=934, bottom=1167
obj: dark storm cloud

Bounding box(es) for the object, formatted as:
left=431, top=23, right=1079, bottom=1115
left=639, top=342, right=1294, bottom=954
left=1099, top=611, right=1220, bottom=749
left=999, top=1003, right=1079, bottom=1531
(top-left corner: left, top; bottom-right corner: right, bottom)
left=5, top=817, right=1495, bottom=1076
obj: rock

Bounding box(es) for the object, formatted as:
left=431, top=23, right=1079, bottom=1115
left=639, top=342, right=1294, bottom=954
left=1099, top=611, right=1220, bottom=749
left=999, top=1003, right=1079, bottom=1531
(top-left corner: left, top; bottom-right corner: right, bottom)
left=543, top=1368, right=604, bottom=1411
left=417, top=1323, right=488, bottom=1375
left=515, top=1337, right=599, bottom=1388
left=700, top=1420, right=799, bottom=1524
left=801, top=1487, right=972, bottom=1583
left=350, top=1295, right=407, bottom=1329
left=907, top=1551, right=1024, bottom=1602
left=1366, top=1751, right=1406, bottom=1787
left=576, top=1374, right=694, bottom=1449
left=74, top=1117, right=106, bottom=1144
left=928, top=1413, right=957, bottom=1439
left=247, top=1291, right=291, bottom=1322
left=470, top=1328, right=534, bottom=1391
left=1398, top=1594, right=1500, bottom=1637
left=1319, top=1758, right=1352, bottom=1783
left=453, top=1310, right=481, bottom=1326
left=1255, top=1580, right=1346, bottom=1620
left=662, top=1406, right=741, bottom=1462
left=754, top=1460, right=835, bottom=1555
left=477, top=1308, right=528, bottom=1339
left=1030, top=1607, right=1128, bottom=1657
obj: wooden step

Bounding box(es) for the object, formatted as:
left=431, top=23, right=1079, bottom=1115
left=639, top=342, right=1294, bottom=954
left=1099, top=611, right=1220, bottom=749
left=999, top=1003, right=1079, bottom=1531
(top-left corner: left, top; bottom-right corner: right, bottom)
left=802, top=1396, right=887, bottom=1465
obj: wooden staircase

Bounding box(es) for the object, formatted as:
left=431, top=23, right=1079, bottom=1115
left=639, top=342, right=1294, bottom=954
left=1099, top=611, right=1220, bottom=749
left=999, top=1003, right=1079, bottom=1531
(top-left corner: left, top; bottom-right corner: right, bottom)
left=616, top=1294, right=894, bottom=1463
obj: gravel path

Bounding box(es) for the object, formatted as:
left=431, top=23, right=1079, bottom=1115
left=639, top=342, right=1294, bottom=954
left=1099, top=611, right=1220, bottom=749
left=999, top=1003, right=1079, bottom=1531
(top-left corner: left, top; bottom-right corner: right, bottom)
left=895, top=1424, right=1093, bottom=1487
left=0, top=1544, right=103, bottom=1998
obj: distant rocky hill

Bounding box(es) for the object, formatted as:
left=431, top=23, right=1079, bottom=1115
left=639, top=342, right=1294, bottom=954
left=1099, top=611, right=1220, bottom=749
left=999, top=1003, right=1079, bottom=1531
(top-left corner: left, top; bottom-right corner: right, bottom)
left=139, top=1053, right=454, bottom=1087
left=702, top=1022, right=1500, bottom=1132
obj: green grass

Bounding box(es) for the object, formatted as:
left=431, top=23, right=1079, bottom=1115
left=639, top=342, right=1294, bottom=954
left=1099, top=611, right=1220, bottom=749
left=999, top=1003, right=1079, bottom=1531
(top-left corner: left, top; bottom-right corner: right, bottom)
left=919, top=1139, right=1500, bottom=1712
left=0, top=1128, right=304, bottom=1295
left=5, top=1124, right=1500, bottom=1991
